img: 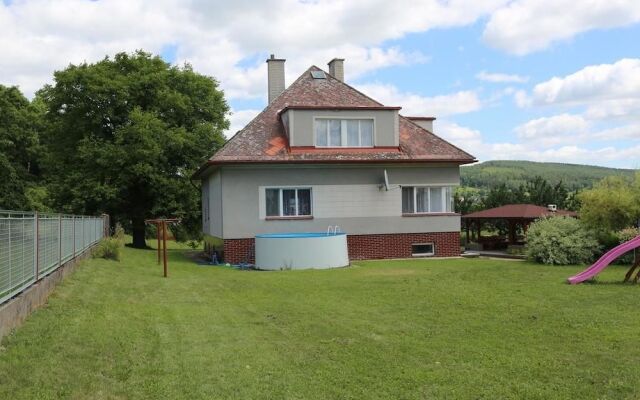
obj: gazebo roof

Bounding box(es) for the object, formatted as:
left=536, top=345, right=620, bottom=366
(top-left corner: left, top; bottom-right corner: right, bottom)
left=462, top=204, right=578, bottom=220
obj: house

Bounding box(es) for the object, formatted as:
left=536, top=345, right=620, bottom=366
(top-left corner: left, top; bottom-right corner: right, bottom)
left=193, top=55, right=476, bottom=264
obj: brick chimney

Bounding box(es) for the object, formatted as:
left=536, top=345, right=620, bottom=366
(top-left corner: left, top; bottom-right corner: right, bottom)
left=266, top=54, right=286, bottom=103
left=328, top=58, right=345, bottom=81
left=408, top=117, right=436, bottom=132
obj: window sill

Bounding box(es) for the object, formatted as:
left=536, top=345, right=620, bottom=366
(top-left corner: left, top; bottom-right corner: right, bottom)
left=402, top=212, right=460, bottom=217
left=265, top=216, right=314, bottom=221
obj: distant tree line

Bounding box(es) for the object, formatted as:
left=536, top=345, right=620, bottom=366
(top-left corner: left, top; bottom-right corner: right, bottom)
left=0, top=50, right=229, bottom=247
left=455, top=176, right=580, bottom=215
left=461, top=160, right=635, bottom=191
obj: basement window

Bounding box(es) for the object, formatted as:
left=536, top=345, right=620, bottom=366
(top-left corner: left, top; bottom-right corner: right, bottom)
left=412, top=243, right=435, bottom=257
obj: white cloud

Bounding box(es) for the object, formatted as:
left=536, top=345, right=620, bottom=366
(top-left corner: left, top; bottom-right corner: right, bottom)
left=0, top=0, right=509, bottom=99
left=437, top=119, right=640, bottom=167
left=476, top=71, right=529, bottom=83
left=437, top=121, right=484, bottom=149
left=225, top=108, right=262, bottom=138
left=516, top=58, right=640, bottom=126
left=585, top=99, right=640, bottom=121
left=531, top=58, right=640, bottom=106
left=514, top=114, right=590, bottom=146
left=593, top=124, right=640, bottom=140
left=483, top=0, right=640, bottom=55
left=355, top=83, right=482, bottom=117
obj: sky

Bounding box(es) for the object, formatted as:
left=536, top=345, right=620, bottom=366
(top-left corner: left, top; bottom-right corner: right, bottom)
left=1, top=0, right=640, bottom=168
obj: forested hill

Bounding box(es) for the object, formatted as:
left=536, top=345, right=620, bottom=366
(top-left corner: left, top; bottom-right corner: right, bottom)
left=461, top=160, right=636, bottom=190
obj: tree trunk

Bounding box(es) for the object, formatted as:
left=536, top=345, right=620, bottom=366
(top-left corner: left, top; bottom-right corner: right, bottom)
left=131, top=217, right=147, bottom=248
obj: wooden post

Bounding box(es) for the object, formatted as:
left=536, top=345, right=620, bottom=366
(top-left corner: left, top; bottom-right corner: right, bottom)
left=162, top=221, right=168, bottom=278
left=508, top=220, right=516, bottom=244
left=156, top=222, right=161, bottom=265
left=465, top=220, right=470, bottom=244
left=623, top=259, right=640, bottom=283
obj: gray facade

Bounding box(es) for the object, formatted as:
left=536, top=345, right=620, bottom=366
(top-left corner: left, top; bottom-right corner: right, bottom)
left=202, top=164, right=460, bottom=239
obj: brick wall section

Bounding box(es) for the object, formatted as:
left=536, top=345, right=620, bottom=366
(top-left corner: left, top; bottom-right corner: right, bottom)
left=223, top=232, right=460, bottom=264
left=223, top=238, right=255, bottom=264
left=347, top=232, right=460, bottom=260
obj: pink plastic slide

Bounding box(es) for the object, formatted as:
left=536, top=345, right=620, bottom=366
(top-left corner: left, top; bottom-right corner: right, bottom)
left=568, top=235, right=640, bottom=284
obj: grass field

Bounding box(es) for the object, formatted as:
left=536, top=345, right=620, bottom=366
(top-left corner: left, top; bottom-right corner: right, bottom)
left=1, top=243, right=639, bottom=399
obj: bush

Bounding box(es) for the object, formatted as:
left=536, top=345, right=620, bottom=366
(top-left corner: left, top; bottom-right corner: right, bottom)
left=111, top=223, right=125, bottom=242
left=526, top=217, right=600, bottom=265
left=614, top=227, right=640, bottom=264
left=93, top=237, right=122, bottom=261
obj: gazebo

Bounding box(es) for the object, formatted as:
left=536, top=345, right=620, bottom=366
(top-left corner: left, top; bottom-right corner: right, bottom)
left=462, top=204, right=578, bottom=248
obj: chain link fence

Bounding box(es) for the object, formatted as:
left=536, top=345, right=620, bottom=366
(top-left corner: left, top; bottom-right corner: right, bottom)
left=0, top=211, right=107, bottom=305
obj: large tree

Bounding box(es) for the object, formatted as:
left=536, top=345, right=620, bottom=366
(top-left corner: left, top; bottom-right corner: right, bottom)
left=39, top=51, right=229, bottom=247
left=578, top=174, right=640, bottom=233
left=0, top=85, right=44, bottom=210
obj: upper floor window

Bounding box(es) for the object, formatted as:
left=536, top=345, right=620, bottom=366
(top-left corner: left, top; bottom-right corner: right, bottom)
left=315, top=119, right=374, bottom=147
left=402, top=186, right=453, bottom=214
left=266, top=188, right=312, bottom=217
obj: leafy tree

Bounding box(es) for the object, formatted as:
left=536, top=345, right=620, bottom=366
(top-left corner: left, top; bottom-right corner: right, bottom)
left=0, top=85, right=44, bottom=210
left=526, top=216, right=600, bottom=265
left=518, top=176, right=569, bottom=209
left=483, top=183, right=517, bottom=209
left=578, top=174, right=640, bottom=233
left=39, top=51, right=229, bottom=247
left=454, top=186, right=483, bottom=215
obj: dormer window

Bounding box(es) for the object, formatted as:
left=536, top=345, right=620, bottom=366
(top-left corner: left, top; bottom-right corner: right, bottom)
left=315, top=118, right=374, bottom=147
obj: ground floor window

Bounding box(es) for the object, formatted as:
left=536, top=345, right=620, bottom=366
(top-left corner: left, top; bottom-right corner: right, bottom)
left=402, top=186, right=453, bottom=214
left=266, top=188, right=312, bottom=217
left=411, top=243, right=435, bottom=257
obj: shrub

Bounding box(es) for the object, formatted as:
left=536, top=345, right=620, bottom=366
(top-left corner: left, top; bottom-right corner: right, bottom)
left=112, top=223, right=125, bottom=243
left=614, top=227, right=640, bottom=264
left=526, top=217, right=600, bottom=265
left=93, top=237, right=122, bottom=261
left=616, top=227, right=640, bottom=243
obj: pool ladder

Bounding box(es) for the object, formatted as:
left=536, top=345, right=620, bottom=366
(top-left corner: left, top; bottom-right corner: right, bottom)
left=327, top=225, right=341, bottom=235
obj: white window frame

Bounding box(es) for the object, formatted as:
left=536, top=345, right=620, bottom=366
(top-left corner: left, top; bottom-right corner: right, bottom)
left=314, top=117, right=375, bottom=148
left=402, top=186, right=454, bottom=214
left=265, top=187, right=313, bottom=217
left=411, top=243, right=435, bottom=257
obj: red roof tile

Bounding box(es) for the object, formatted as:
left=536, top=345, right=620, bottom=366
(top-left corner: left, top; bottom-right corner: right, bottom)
left=462, top=204, right=578, bottom=219
left=196, top=66, right=476, bottom=176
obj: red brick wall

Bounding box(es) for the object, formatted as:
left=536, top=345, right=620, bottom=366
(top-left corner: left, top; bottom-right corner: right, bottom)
left=223, top=238, right=255, bottom=264
left=347, top=232, right=460, bottom=260
left=223, top=232, right=459, bottom=264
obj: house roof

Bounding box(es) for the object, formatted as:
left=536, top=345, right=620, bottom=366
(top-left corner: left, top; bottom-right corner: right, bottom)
left=462, top=204, right=578, bottom=219
left=195, top=66, right=476, bottom=177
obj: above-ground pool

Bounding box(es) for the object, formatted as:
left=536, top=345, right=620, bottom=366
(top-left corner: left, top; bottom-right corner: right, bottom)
left=255, top=232, right=349, bottom=270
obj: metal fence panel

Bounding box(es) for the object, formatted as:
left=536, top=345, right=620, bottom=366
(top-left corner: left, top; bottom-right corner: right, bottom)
left=0, top=211, right=106, bottom=304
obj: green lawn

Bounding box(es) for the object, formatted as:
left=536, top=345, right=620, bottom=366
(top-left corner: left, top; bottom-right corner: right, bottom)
left=1, top=244, right=639, bottom=399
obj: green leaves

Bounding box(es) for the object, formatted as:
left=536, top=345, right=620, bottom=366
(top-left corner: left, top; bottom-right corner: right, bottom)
left=40, top=50, right=229, bottom=245
left=526, top=217, right=600, bottom=265
left=0, top=85, right=44, bottom=210
left=578, top=174, right=640, bottom=233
